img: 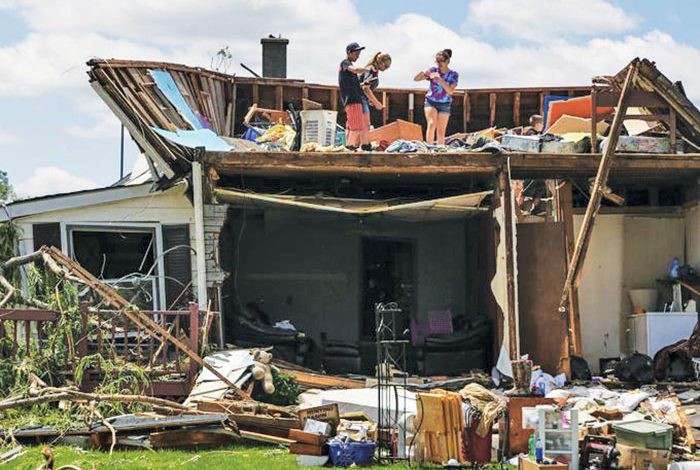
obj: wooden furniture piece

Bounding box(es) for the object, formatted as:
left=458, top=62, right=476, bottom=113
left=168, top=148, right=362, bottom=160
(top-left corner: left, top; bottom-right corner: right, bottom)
left=500, top=396, right=554, bottom=457
left=369, top=119, right=423, bottom=145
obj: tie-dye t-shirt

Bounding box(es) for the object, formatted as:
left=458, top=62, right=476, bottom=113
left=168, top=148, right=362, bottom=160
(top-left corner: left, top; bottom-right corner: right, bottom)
left=424, top=66, right=459, bottom=103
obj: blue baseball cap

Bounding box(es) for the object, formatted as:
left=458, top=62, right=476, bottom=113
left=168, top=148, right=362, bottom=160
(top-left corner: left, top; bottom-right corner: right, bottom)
left=346, top=42, right=365, bottom=53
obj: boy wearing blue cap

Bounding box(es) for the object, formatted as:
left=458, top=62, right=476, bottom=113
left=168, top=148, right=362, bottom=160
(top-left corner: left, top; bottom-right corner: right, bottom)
left=339, top=42, right=370, bottom=150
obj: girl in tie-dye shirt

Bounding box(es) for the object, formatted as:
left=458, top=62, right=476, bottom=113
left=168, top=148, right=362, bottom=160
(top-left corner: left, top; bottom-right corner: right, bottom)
left=414, top=49, right=459, bottom=144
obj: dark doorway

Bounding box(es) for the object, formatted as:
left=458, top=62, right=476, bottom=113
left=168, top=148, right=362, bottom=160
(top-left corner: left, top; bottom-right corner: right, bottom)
left=361, top=238, right=415, bottom=341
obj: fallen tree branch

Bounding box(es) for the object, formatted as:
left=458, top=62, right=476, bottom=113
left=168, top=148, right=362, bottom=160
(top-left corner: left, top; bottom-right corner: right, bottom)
left=0, top=388, right=190, bottom=413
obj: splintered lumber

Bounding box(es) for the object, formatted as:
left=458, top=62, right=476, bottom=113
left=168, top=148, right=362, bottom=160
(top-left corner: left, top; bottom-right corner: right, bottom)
left=150, top=427, right=239, bottom=449
left=240, top=430, right=295, bottom=446
left=558, top=59, right=639, bottom=311
left=280, top=369, right=364, bottom=390
left=44, top=246, right=249, bottom=400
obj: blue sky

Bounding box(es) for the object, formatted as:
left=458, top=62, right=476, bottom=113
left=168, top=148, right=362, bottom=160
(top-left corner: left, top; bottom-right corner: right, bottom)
left=1, top=0, right=699, bottom=198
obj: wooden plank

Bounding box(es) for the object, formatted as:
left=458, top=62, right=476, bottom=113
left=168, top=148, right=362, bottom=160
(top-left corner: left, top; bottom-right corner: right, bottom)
left=382, top=91, right=389, bottom=125
left=463, top=92, right=470, bottom=132
left=252, top=84, right=259, bottom=105
left=539, top=92, right=545, bottom=115
left=591, top=88, right=599, bottom=154
left=275, top=85, right=284, bottom=110
left=499, top=171, right=519, bottom=359
left=281, top=369, right=364, bottom=389
left=240, top=430, right=294, bottom=446
left=301, top=87, right=309, bottom=101
left=670, top=108, right=677, bottom=150
left=0, top=309, right=58, bottom=321
left=330, top=89, right=338, bottom=111
left=513, top=92, right=521, bottom=127
left=559, top=60, right=639, bottom=311
left=595, top=88, right=666, bottom=107
left=489, top=92, right=497, bottom=127
left=558, top=181, right=582, bottom=357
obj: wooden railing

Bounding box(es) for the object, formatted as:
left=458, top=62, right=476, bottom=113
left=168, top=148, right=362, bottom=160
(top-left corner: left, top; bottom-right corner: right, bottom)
left=0, top=303, right=213, bottom=398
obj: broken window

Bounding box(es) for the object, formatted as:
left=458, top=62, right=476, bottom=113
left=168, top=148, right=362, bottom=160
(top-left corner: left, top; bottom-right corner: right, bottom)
left=69, top=227, right=160, bottom=309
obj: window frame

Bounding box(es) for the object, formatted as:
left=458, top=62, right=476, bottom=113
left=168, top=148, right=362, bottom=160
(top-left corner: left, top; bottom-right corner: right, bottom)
left=66, top=223, right=166, bottom=310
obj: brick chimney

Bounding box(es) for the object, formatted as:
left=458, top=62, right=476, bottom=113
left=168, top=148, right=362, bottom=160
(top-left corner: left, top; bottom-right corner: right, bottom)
left=261, top=35, right=289, bottom=78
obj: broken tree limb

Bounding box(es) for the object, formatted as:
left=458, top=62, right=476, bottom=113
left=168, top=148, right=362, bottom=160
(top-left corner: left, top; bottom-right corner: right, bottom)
left=0, top=388, right=191, bottom=412
left=44, top=246, right=250, bottom=400
left=558, top=59, right=639, bottom=311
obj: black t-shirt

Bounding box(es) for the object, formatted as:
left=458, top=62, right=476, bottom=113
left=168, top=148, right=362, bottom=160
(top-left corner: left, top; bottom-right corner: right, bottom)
left=338, top=59, right=363, bottom=105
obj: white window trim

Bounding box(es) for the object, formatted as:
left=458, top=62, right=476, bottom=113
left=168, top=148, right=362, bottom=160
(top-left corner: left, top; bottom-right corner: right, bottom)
left=65, top=223, right=166, bottom=310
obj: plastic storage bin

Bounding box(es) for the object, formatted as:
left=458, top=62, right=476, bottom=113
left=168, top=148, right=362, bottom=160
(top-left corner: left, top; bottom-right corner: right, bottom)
left=329, top=441, right=376, bottom=467
left=300, top=110, right=338, bottom=146
left=612, top=420, right=673, bottom=450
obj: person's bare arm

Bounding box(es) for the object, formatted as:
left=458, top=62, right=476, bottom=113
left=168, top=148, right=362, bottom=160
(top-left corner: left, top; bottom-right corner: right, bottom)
left=347, top=65, right=369, bottom=74
left=362, top=85, right=383, bottom=109
left=414, top=71, right=428, bottom=81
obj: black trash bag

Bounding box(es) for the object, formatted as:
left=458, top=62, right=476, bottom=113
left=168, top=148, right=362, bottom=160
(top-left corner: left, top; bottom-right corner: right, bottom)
left=570, top=355, right=592, bottom=381
left=614, top=353, right=655, bottom=383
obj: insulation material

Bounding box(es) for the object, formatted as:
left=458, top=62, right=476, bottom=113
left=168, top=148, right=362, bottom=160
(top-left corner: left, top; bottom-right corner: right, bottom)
left=214, top=188, right=490, bottom=221
left=491, top=181, right=520, bottom=380
left=547, top=114, right=609, bottom=136
left=623, top=107, right=662, bottom=136
left=545, top=95, right=614, bottom=129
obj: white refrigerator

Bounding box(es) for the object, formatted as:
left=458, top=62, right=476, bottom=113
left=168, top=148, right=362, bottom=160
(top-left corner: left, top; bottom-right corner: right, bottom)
left=628, top=312, right=698, bottom=357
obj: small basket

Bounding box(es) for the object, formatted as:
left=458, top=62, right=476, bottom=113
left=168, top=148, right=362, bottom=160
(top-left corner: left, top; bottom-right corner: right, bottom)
left=329, top=441, right=376, bottom=467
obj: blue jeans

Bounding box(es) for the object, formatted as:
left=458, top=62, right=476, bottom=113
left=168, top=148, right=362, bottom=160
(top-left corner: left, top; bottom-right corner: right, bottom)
left=425, top=98, right=451, bottom=114
left=361, top=96, right=370, bottom=114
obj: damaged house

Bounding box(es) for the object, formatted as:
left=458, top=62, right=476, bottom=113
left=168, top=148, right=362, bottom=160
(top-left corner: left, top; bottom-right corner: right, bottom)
left=4, top=47, right=700, bottom=382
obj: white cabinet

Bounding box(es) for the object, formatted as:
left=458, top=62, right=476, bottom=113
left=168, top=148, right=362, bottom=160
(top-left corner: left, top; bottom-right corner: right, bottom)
left=628, top=312, right=698, bottom=357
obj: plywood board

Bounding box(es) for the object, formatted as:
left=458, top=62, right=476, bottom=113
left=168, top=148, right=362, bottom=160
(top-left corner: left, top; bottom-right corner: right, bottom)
left=517, top=222, right=568, bottom=373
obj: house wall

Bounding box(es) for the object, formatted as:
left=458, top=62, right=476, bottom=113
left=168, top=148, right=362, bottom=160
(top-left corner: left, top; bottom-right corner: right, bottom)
left=574, top=213, right=684, bottom=372
left=686, top=203, right=700, bottom=271
left=13, top=186, right=194, bottom=308
left=223, top=208, right=478, bottom=344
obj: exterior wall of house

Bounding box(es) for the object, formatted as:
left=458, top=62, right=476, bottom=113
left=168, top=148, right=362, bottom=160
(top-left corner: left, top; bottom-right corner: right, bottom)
left=13, top=186, right=194, bottom=309
left=686, top=203, right=700, bottom=271
left=574, top=213, right=685, bottom=373
left=221, top=208, right=478, bottom=344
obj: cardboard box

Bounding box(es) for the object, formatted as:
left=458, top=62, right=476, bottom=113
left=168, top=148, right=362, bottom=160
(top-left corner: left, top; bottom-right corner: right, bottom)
left=369, top=119, right=423, bottom=145
left=617, top=443, right=670, bottom=470
left=518, top=457, right=568, bottom=470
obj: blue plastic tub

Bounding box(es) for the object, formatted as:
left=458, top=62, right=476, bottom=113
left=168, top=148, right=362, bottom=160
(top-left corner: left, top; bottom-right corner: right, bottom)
left=329, top=441, right=376, bottom=467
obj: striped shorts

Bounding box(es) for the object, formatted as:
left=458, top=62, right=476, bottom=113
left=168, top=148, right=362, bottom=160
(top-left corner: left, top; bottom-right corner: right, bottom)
left=345, top=103, right=365, bottom=131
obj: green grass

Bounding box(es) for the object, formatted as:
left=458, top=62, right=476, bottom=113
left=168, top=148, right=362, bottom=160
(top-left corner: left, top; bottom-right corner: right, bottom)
left=2, top=444, right=512, bottom=469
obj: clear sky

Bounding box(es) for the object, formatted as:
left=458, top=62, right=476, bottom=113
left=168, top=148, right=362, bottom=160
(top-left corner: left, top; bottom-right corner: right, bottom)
left=1, top=0, right=699, bottom=198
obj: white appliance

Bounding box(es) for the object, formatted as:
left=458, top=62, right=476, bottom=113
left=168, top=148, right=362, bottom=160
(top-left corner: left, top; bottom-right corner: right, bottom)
left=628, top=312, right=698, bottom=357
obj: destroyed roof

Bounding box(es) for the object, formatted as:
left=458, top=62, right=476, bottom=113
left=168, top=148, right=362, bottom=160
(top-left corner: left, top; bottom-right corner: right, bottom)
left=609, top=58, right=700, bottom=149
left=86, top=58, right=590, bottom=183
left=87, top=57, right=700, bottom=186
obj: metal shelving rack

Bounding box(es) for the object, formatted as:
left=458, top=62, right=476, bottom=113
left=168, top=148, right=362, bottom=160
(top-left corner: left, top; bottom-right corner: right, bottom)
left=375, top=302, right=409, bottom=463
